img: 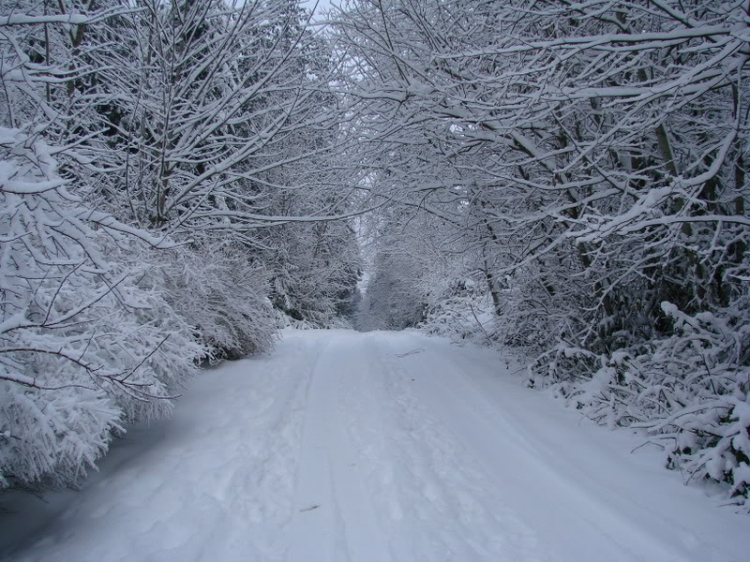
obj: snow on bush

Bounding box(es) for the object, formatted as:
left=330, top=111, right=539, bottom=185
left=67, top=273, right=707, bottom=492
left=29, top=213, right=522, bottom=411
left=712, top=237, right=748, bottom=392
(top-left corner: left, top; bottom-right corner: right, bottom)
left=156, top=243, right=276, bottom=362
left=0, top=127, right=201, bottom=491
left=420, top=278, right=497, bottom=344
left=530, top=300, right=750, bottom=510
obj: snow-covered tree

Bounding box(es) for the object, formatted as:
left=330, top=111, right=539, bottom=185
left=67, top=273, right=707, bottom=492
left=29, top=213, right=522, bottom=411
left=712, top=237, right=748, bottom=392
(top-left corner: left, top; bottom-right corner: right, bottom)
left=0, top=122, right=203, bottom=491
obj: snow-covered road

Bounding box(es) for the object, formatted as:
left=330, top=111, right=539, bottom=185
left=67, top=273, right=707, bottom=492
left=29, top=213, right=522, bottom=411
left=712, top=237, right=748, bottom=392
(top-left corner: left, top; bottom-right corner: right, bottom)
left=1, top=330, right=746, bottom=562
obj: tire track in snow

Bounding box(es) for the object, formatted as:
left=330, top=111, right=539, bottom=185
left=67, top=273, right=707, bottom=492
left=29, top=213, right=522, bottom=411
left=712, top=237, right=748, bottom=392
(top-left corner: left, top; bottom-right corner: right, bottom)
left=285, top=333, right=393, bottom=562
left=364, top=333, right=544, bottom=562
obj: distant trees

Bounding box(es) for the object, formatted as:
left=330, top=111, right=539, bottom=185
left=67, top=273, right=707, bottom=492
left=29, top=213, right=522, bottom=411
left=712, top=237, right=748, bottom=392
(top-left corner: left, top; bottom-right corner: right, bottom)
left=1, top=0, right=360, bottom=493
left=333, top=0, right=750, bottom=507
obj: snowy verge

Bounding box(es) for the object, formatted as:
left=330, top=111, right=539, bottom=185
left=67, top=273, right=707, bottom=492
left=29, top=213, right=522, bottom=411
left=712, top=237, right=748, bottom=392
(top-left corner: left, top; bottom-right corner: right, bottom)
left=529, top=301, right=750, bottom=511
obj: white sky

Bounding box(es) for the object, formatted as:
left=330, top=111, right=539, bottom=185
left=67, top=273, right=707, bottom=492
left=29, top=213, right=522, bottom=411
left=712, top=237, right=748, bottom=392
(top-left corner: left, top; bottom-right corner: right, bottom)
left=302, top=0, right=336, bottom=20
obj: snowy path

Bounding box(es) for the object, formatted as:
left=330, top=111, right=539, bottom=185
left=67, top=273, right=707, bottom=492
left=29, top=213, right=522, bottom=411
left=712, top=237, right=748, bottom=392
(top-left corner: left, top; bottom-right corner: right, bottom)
left=1, top=330, right=746, bottom=562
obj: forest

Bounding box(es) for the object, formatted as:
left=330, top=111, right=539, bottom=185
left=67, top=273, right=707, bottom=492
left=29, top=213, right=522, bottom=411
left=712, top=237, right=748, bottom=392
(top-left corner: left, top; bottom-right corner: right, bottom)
left=1, top=0, right=749, bottom=514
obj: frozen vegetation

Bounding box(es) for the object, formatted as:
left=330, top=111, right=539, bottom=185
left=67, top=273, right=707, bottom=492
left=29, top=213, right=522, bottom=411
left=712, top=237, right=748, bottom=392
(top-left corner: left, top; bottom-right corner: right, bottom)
left=1, top=0, right=749, bottom=558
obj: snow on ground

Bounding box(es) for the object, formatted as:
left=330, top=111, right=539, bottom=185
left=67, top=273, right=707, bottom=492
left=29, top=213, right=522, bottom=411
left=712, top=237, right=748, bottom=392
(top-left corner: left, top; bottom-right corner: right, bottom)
left=0, top=329, right=746, bottom=562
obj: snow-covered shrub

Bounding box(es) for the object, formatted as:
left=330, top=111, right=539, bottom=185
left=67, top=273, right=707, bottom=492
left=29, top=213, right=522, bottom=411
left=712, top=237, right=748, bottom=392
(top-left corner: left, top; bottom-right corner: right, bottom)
left=530, top=300, right=750, bottom=509
left=275, top=308, right=354, bottom=331
left=496, top=266, right=586, bottom=351
left=357, top=248, right=428, bottom=331
left=264, top=219, right=361, bottom=329
left=156, top=243, right=276, bottom=362
left=420, top=278, right=496, bottom=343
left=0, top=127, right=201, bottom=491
left=0, top=382, right=120, bottom=492
left=527, top=344, right=600, bottom=394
